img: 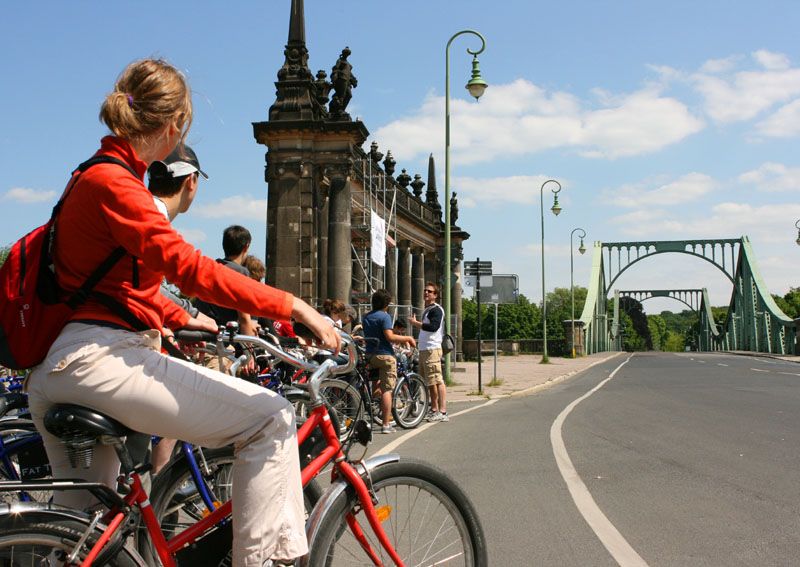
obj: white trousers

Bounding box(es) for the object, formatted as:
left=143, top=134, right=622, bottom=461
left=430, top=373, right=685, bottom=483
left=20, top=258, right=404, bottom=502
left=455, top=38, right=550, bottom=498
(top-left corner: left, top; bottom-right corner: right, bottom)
left=27, top=322, right=307, bottom=565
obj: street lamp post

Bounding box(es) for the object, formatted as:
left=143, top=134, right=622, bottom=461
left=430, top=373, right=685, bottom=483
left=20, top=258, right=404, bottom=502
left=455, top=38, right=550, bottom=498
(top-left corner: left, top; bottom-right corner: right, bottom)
left=569, top=227, right=586, bottom=358
left=540, top=179, right=562, bottom=363
left=444, top=30, right=487, bottom=382
left=795, top=219, right=800, bottom=246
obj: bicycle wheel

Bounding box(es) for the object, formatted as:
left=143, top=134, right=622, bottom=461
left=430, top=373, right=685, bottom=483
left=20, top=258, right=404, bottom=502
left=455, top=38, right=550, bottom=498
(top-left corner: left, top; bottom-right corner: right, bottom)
left=0, top=520, right=143, bottom=566
left=0, top=418, right=52, bottom=504
left=307, top=459, right=488, bottom=566
left=392, top=373, right=429, bottom=429
left=289, top=382, right=361, bottom=442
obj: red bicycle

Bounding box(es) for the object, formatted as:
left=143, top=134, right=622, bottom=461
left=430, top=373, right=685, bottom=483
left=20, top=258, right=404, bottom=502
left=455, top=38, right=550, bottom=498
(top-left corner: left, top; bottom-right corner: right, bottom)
left=0, top=331, right=487, bottom=566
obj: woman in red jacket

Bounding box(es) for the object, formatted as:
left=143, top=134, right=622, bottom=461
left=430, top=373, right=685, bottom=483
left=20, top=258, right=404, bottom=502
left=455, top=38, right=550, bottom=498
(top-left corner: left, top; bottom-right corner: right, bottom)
left=25, top=58, right=335, bottom=566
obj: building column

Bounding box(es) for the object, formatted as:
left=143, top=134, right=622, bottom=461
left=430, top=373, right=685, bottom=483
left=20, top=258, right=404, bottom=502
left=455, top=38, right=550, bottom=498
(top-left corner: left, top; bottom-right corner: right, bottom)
left=424, top=250, right=438, bottom=290
left=397, top=241, right=411, bottom=320
left=385, top=245, right=397, bottom=309
left=316, top=182, right=329, bottom=304
left=265, top=169, right=302, bottom=297
left=327, top=177, right=351, bottom=303
left=372, top=262, right=384, bottom=293
left=411, top=247, right=425, bottom=320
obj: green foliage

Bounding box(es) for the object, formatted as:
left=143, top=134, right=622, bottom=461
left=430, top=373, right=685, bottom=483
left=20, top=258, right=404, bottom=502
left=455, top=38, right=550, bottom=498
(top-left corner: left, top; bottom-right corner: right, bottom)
left=0, top=245, right=9, bottom=268
left=773, top=287, right=800, bottom=319
left=663, top=332, right=685, bottom=351
left=463, top=295, right=541, bottom=340
left=711, top=306, right=728, bottom=326
left=462, top=287, right=587, bottom=342
left=647, top=315, right=668, bottom=350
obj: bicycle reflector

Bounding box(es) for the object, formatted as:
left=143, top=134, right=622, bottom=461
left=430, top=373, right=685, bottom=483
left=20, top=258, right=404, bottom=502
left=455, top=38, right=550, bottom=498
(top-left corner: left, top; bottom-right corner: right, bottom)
left=375, top=505, right=392, bottom=523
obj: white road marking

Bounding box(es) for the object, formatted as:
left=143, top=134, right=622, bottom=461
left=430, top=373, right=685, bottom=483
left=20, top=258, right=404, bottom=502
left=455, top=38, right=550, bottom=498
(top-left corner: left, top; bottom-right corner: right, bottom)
left=779, top=372, right=800, bottom=376
left=751, top=368, right=770, bottom=373
left=550, top=354, right=649, bottom=567
left=717, top=363, right=729, bottom=367
left=374, top=399, right=499, bottom=456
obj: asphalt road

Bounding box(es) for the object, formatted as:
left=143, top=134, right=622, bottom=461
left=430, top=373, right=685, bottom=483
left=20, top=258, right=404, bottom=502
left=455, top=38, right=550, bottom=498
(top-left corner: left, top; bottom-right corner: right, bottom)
left=367, top=352, right=800, bottom=566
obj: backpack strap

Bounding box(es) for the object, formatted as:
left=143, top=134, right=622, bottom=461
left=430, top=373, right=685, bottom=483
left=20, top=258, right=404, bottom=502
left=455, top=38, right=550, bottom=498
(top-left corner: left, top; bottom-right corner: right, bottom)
left=51, top=155, right=139, bottom=221
left=56, top=156, right=140, bottom=308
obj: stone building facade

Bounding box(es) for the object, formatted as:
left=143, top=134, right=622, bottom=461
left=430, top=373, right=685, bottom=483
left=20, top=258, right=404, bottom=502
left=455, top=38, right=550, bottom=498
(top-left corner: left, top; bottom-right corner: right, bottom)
left=252, top=0, right=469, bottom=349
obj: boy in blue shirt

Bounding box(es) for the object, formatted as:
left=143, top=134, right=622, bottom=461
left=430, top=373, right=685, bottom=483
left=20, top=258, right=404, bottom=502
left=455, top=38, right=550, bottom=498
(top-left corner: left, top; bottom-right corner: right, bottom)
left=362, top=289, right=416, bottom=433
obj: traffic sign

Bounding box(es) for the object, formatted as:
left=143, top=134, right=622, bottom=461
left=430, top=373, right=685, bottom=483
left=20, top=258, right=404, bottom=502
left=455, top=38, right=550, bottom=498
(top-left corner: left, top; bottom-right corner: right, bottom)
left=464, top=260, right=492, bottom=276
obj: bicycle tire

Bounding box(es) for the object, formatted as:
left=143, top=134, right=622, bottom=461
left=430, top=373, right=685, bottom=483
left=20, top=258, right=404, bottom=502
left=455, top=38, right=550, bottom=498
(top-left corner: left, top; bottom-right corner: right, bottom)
left=0, top=520, right=143, bottom=566
left=392, top=372, right=430, bottom=429
left=306, top=458, right=488, bottom=566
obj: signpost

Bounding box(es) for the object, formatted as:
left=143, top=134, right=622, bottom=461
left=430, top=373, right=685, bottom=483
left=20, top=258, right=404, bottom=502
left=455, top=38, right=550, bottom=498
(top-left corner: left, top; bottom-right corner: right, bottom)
left=464, top=259, right=492, bottom=393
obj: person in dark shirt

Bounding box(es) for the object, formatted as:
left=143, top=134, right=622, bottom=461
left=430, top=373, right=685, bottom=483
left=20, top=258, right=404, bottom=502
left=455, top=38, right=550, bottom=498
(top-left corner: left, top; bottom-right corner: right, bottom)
left=195, top=225, right=257, bottom=336
left=362, top=289, right=415, bottom=433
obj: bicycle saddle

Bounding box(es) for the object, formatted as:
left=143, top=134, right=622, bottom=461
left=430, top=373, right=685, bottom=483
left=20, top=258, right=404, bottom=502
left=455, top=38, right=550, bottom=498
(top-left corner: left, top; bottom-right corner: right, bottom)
left=0, top=392, right=28, bottom=418
left=44, top=404, right=132, bottom=440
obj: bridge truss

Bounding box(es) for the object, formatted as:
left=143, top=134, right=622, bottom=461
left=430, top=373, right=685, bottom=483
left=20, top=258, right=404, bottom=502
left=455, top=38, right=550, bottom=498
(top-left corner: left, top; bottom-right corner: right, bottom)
left=578, top=237, right=796, bottom=354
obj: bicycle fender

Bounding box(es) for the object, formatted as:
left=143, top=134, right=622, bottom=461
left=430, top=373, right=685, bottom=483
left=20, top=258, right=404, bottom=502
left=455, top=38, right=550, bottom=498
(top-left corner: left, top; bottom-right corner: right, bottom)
left=0, top=500, right=99, bottom=525
left=0, top=502, right=148, bottom=566
left=301, top=452, right=401, bottom=563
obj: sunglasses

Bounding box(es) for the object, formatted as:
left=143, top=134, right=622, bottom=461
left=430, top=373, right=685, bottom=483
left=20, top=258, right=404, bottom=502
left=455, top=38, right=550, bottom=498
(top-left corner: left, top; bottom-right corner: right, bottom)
left=424, top=289, right=436, bottom=294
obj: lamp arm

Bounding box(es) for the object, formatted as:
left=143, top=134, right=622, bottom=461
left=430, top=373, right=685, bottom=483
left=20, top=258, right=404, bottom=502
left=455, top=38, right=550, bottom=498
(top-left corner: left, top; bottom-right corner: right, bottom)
left=447, top=30, right=487, bottom=57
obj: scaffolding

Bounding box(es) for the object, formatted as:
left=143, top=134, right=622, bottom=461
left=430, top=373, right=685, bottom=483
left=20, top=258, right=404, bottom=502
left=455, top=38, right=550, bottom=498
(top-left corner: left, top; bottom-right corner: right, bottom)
left=350, top=156, right=397, bottom=298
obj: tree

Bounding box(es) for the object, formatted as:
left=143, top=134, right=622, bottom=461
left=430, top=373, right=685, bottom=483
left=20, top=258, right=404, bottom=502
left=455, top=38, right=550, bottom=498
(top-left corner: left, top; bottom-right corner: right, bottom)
left=773, top=288, right=800, bottom=319
left=462, top=294, right=542, bottom=340
left=0, top=245, right=9, bottom=268
left=647, top=315, right=668, bottom=350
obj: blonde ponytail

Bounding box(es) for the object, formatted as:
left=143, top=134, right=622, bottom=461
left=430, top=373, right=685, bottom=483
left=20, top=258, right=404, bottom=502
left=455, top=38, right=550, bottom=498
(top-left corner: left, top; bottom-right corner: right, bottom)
left=99, top=58, right=192, bottom=144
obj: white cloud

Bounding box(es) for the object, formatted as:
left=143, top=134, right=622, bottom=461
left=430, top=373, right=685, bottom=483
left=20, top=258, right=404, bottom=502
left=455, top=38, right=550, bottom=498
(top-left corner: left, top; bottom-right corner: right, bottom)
left=692, top=50, right=800, bottom=123
left=699, top=56, right=741, bottom=74
left=754, top=49, right=791, bottom=71
left=3, top=187, right=56, bottom=204
left=738, top=162, right=800, bottom=191
left=452, top=174, right=561, bottom=207
left=611, top=201, right=800, bottom=244
left=192, top=194, right=266, bottom=221
left=175, top=228, right=207, bottom=246
left=755, top=99, right=800, bottom=137
left=603, top=173, right=717, bottom=208
left=579, top=90, right=704, bottom=158
left=372, top=78, right=703, bottom=164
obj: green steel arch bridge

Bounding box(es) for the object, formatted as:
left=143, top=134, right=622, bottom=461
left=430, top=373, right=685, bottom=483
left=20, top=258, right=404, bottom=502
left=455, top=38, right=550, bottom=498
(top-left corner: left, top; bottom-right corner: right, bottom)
left=579, top=237, right=797, bottom=354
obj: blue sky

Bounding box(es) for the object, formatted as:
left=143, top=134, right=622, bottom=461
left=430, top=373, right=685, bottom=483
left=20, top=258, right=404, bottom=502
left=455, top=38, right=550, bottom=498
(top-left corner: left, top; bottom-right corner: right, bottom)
left=2, top=0, right=800, bottom=314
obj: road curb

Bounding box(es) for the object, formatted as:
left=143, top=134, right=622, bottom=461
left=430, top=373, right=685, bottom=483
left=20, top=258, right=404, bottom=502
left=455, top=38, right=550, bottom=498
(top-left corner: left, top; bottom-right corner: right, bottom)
left=705, top=351, right=800, bottom=364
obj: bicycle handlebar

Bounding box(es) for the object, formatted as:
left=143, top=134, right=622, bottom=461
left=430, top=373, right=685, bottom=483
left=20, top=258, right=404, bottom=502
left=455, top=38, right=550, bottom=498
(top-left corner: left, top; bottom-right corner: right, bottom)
left=174, top=328, right=357, bottom=404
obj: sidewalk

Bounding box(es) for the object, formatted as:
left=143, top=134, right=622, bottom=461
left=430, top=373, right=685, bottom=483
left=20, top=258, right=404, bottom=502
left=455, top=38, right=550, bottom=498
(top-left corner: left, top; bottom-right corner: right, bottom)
left=445, top=352, right=623, bottom=403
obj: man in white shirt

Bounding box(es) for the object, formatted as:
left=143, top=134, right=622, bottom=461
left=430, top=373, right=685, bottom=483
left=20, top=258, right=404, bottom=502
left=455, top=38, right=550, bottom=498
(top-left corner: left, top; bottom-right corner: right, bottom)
left=409, top=282, right=448, bottom=422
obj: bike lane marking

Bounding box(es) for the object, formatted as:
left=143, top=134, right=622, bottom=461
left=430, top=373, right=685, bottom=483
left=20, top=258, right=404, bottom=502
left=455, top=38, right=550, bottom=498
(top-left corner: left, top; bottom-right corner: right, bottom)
left=374, top=399, right=500, bottom=456
left=550, top=354, right=649, bottom=567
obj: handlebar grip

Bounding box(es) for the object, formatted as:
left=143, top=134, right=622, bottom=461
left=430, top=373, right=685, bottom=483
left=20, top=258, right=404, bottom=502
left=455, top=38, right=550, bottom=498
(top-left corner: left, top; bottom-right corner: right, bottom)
left=174, top=330, right=218, bottom=343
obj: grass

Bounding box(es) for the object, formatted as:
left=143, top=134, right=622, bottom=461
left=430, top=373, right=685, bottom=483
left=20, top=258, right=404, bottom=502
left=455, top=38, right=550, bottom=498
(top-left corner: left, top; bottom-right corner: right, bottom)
left=486, top=377, right=504, bottom=387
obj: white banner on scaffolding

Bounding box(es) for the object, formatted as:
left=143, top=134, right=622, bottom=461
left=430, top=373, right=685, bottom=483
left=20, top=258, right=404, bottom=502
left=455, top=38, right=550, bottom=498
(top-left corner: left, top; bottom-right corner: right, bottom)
left=370, top=209, right=386, bottom=267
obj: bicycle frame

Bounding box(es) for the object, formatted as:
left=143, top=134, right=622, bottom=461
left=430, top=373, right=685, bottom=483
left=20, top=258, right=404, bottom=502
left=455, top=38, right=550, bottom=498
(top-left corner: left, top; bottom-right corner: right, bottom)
left=65, top=399, right=403, bottom=566
left=2, top=334, right=408, bottom=566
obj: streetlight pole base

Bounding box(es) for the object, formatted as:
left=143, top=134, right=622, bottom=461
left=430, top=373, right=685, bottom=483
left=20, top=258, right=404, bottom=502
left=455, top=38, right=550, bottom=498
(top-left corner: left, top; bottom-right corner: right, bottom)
left=540, top=355, right=550, bottom=364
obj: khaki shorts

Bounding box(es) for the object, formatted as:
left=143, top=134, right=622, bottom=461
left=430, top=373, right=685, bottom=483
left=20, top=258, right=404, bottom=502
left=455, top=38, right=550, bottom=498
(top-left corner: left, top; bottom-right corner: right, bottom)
left=369, top=354, right=397, bottom=391
left=420, top=348, right=444, bottom=386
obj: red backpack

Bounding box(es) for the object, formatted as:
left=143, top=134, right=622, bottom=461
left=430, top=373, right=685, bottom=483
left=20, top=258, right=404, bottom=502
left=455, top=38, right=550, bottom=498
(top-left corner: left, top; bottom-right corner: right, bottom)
left=0, top=156, right=137, bottom=370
